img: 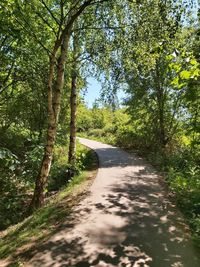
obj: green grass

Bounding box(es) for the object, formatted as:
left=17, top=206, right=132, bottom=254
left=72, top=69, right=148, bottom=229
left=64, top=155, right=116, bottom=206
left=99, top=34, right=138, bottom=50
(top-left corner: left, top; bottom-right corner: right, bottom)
left=0, top=145, right=98, bottom=266
left=139, top=147, right=200, bottom=247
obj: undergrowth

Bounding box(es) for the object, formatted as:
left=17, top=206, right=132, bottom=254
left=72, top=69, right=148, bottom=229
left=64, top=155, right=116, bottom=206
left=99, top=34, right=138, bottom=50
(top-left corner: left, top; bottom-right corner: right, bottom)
left=0, top=126, right=93, bottom=230
left=0, top=145, right=97, bottom=265
left=139, top=145, right=200, bottom=246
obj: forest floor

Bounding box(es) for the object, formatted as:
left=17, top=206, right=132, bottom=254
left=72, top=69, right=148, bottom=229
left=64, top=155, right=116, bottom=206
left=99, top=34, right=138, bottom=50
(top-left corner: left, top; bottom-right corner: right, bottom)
left=24, top=138, right=200, bottom=267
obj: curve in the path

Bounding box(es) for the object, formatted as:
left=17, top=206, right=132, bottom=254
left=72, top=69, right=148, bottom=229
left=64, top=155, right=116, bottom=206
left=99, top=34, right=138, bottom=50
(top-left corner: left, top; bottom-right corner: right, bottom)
left=27, top=138, right=200, bottom=267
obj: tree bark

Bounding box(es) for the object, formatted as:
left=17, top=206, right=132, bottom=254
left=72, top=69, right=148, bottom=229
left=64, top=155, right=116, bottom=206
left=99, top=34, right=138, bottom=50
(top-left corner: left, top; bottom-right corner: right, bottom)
left=155, top=65, right=166, bottom=147
left=158, top=96, right=166, bottom=147
left=68, top=33, right=78, bottom=166
left=30, top=31, right=71, bottom=210
left=68, top=69, right=77, bottom=165
left=30, top=0, right=105, bottom=210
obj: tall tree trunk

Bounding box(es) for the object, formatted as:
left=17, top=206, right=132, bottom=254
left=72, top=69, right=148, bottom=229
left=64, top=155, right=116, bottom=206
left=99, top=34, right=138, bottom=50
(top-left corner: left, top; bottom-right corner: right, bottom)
left=30, top=32, right=71, bottom=210
left=155, top=65, right=166, bottom=147
left=30, top=0, right=100, bottom=210
left=158, top=97, right=166, bottom=147
left=68, top=34, right=78, bottom=165
left=68, top=69, right=77, bottom=165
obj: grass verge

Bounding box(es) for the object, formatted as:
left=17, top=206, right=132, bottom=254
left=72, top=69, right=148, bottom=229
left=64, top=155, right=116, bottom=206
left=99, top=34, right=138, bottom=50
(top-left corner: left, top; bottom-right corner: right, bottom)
left=0, top=146, right=98, bottom=267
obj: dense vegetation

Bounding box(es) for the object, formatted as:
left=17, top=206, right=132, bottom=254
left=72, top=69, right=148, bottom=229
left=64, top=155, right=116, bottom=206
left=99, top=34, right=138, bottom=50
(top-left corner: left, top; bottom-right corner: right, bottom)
left=0, top=0, right=199, bottom=257
left=77, top=98, right=200, bottom=244
left=0, top=145, right=98, bottom=265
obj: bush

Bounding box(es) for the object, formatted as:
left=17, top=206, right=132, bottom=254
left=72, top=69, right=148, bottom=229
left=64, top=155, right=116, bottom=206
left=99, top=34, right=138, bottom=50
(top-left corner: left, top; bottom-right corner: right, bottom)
left=88, top=128, right=106, bottom=137
left=0, top=148, right=19, bottom=173
left=0, top=148, right=30, bottom=230
left=163, top=146, right=200, bottom=243
left=48, top=144, right=93, bottom=191
left=21, top=145, right=44, bottom=184
left=115, top=125, right=146, bottom=149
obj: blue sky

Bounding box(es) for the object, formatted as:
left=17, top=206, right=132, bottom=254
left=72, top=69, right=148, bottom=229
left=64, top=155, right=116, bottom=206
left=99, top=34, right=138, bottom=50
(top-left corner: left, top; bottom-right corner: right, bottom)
left=83, top=77, right=126, bottom=108
left=83, top=77, right=101, bottom=107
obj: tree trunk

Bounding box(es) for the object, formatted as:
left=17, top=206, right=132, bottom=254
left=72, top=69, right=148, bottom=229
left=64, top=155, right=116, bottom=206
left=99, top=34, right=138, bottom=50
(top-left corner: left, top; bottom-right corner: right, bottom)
left=68, top=70, right=77, bottom=165
left=155, top=65, right=166, bottom=147
left=158, top=98, right=166, bottom=147
left=68, top=33, right=78, bottom=165
left=30, top=32, right=71, bottom=210
left=30, top=0, right=99, bottom=210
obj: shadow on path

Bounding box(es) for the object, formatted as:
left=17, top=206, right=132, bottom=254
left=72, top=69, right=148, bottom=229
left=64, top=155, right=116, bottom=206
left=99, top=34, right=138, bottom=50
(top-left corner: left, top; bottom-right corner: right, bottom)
left=25, top=139, right=200, bottom=267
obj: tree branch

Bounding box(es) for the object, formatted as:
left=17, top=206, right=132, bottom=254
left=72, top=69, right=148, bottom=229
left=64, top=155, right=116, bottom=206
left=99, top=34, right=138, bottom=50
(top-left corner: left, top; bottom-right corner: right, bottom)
left=0, top=61, right=15, bottom=91
left=39, top=0, right=60, bottom=25
left=13, top=16, right=52, bottom=56
left=35, top=11, right=58, bottom=36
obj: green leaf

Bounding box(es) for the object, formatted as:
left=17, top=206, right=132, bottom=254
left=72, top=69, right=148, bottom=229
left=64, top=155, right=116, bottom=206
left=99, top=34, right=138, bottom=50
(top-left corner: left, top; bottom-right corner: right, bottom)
left=190, top=59, right=198, bottom=66
left=171, top=76, right=179, bottom=86
left=180, top=70, right=192, bottom=80
left=192, top=69, right=200, bottom=77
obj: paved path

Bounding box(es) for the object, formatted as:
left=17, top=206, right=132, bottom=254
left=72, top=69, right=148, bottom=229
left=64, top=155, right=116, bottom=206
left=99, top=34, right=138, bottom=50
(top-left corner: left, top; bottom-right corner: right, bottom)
left=27, top=138, right=200, bottom=267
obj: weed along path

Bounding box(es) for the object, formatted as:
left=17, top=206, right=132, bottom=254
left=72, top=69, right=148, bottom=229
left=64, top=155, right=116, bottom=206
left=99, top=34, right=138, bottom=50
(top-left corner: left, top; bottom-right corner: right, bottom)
left=27, top=138, right=200, bottom=267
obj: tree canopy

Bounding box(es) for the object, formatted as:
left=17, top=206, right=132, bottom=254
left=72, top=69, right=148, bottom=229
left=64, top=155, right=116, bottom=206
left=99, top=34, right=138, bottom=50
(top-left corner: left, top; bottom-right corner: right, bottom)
left=0, top=0, right=200, bottom=250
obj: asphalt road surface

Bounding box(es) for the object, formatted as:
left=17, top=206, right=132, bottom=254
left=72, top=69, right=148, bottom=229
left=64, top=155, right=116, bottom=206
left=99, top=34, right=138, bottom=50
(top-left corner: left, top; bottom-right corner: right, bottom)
left=27, top=138, right=200, bottom=267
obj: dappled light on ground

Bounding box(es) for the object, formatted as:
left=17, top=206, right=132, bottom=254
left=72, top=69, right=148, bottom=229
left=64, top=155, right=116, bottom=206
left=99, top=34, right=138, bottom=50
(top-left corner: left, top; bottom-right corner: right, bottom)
left=25, top=139, right=200, bottom=267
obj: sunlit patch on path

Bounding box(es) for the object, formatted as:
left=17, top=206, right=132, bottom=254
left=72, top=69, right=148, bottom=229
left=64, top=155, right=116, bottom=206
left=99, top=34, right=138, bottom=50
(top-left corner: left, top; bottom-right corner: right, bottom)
left=27, top=138, right=200, bottom=267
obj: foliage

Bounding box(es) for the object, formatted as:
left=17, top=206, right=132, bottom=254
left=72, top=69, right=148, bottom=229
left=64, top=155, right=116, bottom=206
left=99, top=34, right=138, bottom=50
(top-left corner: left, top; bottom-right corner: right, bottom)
left=0, top=146, right=97, bottom=264
left=0, top=129, right=94, bottom=230
left=78, top=99, right=200, bottom=246
left=48, top=143, right=92, bottom=191
left=0, top=0, right=200, bottom=251
left=128, top=139, right=199, bottom=246
left=0, top=148, right=19, bottom=172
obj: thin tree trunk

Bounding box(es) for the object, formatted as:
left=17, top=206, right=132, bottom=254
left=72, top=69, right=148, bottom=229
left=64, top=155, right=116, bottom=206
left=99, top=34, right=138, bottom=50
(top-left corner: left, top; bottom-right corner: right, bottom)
left=30, top=0, right=99, bottom=210
left=30, top=32, right=71, bottom=210
left=68, top=69, right=77, bottom=165
left=68, top=34, right=78, bottom=165
left=155, top=64, right=166, bottom=148
left=158, top=99, right=166, bottom=146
